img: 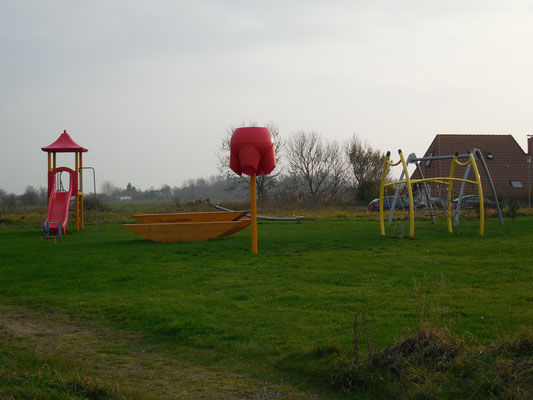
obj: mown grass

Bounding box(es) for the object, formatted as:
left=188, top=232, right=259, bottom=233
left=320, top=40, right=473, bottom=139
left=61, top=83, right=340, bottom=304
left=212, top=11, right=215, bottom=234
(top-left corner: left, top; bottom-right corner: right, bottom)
left=0, top=215, right=532, bottom=398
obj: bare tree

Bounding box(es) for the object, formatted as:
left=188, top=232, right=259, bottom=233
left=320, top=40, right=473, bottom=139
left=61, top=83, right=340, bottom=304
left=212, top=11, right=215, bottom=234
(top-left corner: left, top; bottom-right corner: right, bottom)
left=21, top=186, right=39, bottom=206
left=325, top=141, right=348, bottom=200
left=217, top=121, right=284, bottom=200
left=345, top=135, right=388, bottom=203
left=160, top=184, right=172, bottom=198
left=286, top=131, right=347, bottom=202
left=100, top=180, right=116, bottom=198
left=38, top=187, right=48, bottom=204
left=0, top=189, right=17, bottom=214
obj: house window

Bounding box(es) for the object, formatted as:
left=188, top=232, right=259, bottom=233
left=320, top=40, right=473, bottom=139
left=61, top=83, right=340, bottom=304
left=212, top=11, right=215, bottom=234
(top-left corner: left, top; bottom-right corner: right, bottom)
left=509, top=180, right=523, bottom=188
left=425, top=151, right=434, bottom=167
left=485, top=151, right=494, bottom=160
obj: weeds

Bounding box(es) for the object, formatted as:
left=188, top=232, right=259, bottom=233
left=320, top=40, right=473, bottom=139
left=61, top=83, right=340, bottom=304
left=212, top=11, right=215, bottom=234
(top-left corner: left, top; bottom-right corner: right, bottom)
left=505, top=198, right=520, bottom=220
left=312, top=319, right=533, bottom=399
left=310, top=339, right=342, bottom=359
left=309, top=277, right=533, bottom=399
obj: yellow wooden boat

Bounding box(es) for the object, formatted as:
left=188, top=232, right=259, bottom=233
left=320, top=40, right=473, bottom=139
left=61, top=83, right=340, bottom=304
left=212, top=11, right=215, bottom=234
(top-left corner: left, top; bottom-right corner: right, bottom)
left=132, top=210, right=248, bottom=224
left=124, top=220, right=251, bottom=243
left=124, top=210, right=251, bottom=242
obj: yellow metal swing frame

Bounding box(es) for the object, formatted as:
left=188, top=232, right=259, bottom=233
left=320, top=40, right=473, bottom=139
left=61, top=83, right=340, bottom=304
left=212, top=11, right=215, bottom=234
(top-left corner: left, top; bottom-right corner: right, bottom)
left=379, top=149, right=485, bottom=238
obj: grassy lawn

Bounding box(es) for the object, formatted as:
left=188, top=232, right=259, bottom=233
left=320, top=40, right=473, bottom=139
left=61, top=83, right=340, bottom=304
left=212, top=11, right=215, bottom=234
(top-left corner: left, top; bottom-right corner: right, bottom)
left=1, top=215, right=532, bottom=398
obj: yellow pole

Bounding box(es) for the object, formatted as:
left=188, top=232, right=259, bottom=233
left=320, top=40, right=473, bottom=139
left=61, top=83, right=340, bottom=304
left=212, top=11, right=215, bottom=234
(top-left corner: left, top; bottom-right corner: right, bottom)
left=251, top=174, right=257, bottom=254
left=446, top=153, right=459, bottom=234
left=80, top=152, right=84, bottom=230
left=398, top=151, right=415, bottom=238
left=470, top=150, right=484, bottom=237
left=75, top=152, right=79, bottom=231
left=379, top=152, right=391, bottom=237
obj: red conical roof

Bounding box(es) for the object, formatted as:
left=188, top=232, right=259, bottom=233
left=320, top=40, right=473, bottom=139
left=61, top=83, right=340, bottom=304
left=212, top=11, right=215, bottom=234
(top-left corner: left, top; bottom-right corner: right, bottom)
left=41, top=130, right=88, bottom=153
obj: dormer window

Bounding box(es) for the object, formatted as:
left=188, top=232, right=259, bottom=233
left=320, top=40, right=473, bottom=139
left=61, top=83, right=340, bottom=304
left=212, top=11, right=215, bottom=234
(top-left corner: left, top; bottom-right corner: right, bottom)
left=426, top=151, right=434, bottom=167
left=485, top=151, right=494, bottom=160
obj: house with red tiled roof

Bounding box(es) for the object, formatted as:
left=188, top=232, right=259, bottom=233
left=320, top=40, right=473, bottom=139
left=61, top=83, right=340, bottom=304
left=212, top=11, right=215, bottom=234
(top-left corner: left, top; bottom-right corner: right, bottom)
left=412, top=134, right=532, bottom=200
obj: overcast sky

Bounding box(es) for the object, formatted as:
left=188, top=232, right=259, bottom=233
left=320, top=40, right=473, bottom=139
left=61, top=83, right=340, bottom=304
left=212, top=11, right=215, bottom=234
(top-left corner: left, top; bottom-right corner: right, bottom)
left=1, top=0, right=532, bottom=193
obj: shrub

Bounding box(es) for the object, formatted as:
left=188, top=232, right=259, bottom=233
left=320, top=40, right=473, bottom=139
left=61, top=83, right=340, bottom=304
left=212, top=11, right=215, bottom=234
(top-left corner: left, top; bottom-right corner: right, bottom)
left=505, top=198, right=520, bottom=220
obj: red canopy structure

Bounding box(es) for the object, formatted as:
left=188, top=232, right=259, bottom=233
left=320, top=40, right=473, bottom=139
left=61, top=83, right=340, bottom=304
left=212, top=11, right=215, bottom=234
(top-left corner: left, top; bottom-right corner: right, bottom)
left=42, top=130, right=88, bottom=153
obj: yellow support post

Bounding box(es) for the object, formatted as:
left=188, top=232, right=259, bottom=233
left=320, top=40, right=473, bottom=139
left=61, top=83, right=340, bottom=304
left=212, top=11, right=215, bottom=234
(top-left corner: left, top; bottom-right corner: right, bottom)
left=251, top=174, right=257, bottom=254
left=446, top=153, right=459, bottom=234
left=398, top=151, right=415, bottom=239
left=379, top=152, right=391, bottom=237
left=470, top=150, right=484, bottom=237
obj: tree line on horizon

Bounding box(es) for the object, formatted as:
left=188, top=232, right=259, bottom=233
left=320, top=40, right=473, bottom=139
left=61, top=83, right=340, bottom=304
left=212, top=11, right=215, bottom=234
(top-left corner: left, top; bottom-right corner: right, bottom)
left=100, top=124, right=388, bottom=206
left=0, top=125, right=388, bottom=213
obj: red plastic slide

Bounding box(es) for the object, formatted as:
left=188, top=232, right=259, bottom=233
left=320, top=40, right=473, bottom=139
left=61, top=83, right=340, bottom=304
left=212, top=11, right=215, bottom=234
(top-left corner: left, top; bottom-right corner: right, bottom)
left=44, top=167, right=77, bottom=238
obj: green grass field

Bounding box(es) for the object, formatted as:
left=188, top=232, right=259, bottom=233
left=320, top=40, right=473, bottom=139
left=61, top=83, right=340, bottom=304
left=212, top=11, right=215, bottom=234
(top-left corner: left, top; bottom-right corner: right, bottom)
left=1, top=215, right=532, bottom=399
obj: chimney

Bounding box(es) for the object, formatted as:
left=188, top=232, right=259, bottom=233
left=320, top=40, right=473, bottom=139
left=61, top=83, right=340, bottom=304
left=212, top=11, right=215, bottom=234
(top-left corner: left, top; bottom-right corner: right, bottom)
left=529, top=135, right=533, bottom=156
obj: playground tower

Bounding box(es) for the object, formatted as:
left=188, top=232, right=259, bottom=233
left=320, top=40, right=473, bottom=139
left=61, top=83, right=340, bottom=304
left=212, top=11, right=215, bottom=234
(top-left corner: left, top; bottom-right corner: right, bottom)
left=42, top=130, right=88, bottom=231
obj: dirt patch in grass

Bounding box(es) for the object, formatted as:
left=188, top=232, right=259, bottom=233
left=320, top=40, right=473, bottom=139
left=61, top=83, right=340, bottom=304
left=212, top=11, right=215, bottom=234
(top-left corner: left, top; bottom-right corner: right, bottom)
left=0, top=305, right=318, bottom=400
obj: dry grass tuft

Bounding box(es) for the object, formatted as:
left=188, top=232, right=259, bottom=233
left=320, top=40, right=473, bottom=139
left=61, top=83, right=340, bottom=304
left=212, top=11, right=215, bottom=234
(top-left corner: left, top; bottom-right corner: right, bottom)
left=311, top=317, right=533, bottom=399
